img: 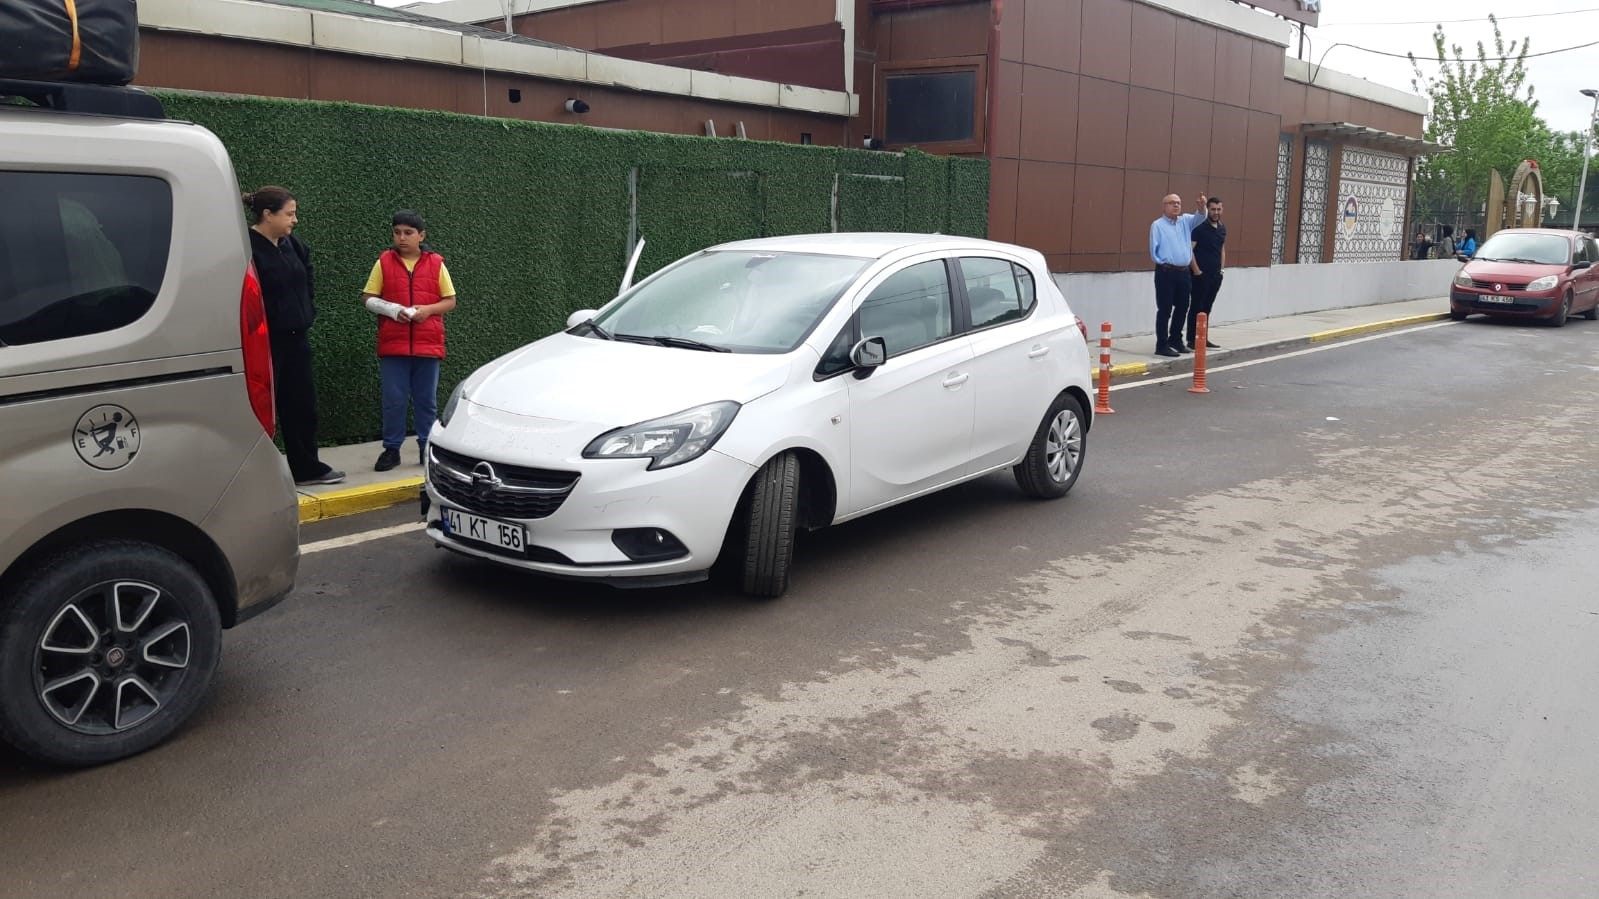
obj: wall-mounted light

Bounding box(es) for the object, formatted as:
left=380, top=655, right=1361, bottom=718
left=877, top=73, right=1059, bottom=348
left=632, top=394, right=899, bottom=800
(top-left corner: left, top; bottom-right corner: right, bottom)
left=565, top=98, right=590, bottom=114
left=862, top=135, right=884, bottom=150
left=508, top=88, right=522, bottom=104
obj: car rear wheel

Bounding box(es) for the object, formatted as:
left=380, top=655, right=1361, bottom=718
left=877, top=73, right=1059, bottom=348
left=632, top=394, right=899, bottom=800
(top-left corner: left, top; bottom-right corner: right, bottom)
left=1584, top=300, right=1598, bottom=321
left=1551, top=292, right=1571, bottom=327
left=739, top=452, right=800, bottom=599
left=0, top=541, right=222, bottom=767
left=1014, top=393, right=1087, bottom=499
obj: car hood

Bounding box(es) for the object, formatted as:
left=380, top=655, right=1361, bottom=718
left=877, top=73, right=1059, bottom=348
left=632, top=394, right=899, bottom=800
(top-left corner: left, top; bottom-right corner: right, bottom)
left=1463, top=260, right=1566, bottom=282
left=464, top=332, right=792, bottom=426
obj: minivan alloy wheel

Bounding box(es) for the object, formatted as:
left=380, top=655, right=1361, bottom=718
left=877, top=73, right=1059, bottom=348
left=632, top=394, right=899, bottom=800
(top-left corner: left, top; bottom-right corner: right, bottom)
left=35, top=580, right=193, bottom=734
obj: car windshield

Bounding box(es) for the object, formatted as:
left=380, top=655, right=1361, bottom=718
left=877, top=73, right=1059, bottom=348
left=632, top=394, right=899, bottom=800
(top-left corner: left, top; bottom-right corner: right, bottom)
left=590, top=250, right=870, bottom=353
left=1474, top=233, right=1570, bottom=265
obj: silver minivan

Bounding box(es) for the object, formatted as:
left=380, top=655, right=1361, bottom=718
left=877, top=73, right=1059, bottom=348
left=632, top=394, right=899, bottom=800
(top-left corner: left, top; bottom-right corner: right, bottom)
left=0, top=81, right=299, bottom=766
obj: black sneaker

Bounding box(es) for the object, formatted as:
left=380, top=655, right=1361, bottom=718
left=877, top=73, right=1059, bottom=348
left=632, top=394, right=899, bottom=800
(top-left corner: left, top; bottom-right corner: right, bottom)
left=375, top=448, right=401, bottom=472
left=1173, top=343, right=1191, bottom=354
left=295, top=468, right=347, bottom=487
left=1205, top=340, right=1221, bottom=349
left=1155, top=347, right=1180, bottom=358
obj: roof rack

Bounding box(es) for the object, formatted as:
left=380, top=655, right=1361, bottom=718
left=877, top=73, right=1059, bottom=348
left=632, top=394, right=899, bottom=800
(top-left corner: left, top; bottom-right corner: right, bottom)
left=0, top=79, right=165, bottom=120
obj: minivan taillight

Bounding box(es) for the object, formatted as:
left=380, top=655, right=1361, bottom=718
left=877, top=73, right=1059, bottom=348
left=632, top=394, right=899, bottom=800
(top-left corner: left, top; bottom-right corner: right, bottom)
left=240, top=262, right=276, bottom=436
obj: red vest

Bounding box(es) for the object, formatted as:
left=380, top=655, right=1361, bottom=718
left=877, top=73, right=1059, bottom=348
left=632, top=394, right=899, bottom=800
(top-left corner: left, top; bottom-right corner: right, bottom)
left=376, top=249, right=447, bottom=358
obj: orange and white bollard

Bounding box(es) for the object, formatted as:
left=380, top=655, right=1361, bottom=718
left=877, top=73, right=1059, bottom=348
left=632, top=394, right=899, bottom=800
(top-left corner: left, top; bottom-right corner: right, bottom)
left=1188, top=312, right=1211, bottom=395
left=1094, top=321, right=1115, bottom=414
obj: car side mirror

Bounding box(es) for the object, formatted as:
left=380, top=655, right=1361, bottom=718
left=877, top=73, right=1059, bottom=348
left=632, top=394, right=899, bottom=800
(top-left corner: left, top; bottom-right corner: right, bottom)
left=566, top=309, right=599, bottom=329
left=1455, top=253, right=1470, bottom=263
left=850, top=336, right=887, bottom=378
left=1574, top=261, right=1592, bottom=271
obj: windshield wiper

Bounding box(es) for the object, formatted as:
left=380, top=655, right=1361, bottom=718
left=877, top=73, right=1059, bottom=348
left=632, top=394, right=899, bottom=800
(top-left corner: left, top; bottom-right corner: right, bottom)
left=573, top=318, right=613, bottom=340
left=652, top=335, right=730, bottom=352
left=613, top=332, right=665, bottom=346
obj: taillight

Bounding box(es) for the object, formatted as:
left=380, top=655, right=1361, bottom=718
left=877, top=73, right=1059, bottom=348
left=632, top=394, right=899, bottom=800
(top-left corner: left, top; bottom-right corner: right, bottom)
left=1074, top=316, right=1088, bottom=343
left=240, top=261, right=276, bottom=436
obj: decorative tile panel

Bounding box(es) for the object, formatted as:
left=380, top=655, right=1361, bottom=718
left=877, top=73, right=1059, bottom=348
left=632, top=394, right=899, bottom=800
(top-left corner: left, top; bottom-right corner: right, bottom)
left=1331, top=146, right=1409, bottom=263
left=1297, top=139, right=1329, bottom=264
left=1272, top=134, right=1292, bottom=264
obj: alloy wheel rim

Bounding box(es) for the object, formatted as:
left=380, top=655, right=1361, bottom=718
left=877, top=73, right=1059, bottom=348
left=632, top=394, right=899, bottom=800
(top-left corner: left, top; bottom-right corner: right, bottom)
left=1045, top=409, right=1082, bottom=483
left=34, top=580, right=193, bottom=735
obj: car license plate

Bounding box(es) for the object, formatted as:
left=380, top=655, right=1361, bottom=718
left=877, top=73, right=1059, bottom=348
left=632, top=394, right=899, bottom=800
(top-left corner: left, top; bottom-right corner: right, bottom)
left=441, top=507, right=526, bottom=552
left=1478, top=295, right=1516, bottom=304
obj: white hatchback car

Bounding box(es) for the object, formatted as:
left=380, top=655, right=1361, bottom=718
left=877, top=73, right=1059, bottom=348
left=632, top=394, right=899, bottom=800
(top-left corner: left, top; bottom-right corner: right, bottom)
left=423, top=233, right=1093, bottom=597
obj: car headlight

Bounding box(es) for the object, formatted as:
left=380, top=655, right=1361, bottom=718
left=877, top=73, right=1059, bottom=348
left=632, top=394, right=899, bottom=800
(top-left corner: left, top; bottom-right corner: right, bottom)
left=583, top=401, right=741, bottom=470
left=438, top=382, right=465, bottom=429
left=1453, top=270, right=1474, bottom=288
left=1527, top=275, right=1559, bottom=292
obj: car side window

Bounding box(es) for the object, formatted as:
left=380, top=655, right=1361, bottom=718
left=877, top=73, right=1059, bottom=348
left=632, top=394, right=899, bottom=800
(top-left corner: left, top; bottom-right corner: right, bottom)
left=959, top=257, right=1034, bottom=329
left=816, top=322, right=857, bottom=377
left=857, top=260, right=953, bottom=357
left=0, top=172, right=172, bottom=347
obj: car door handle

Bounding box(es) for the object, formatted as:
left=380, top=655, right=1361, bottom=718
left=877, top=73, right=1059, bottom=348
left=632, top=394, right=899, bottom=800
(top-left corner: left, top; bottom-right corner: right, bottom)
left=1027, top=345, right=1050, bottom=359
left=942, top=373, right=969, bottom=389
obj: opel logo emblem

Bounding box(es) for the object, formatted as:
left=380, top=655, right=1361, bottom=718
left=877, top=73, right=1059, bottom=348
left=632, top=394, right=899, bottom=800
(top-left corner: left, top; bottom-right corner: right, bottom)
left=471, top=461, right=502, bottom=498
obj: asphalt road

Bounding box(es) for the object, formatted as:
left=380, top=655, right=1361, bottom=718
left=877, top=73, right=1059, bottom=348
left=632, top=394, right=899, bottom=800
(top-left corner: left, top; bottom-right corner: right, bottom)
left=4, top=316, right=1598, bottom=899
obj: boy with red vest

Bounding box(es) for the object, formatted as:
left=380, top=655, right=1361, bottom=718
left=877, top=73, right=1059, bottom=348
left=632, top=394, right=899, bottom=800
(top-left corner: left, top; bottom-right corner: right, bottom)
left=361, top=210, right=457, bottom=472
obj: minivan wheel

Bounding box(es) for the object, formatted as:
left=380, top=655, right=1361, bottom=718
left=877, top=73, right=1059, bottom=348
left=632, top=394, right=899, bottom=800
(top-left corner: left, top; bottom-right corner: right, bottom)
left=1014, top=393, right=1087, bottom=499
left=739, top=452, right=800, bottom=599
left=0, top=541, right=222, bottom=767
left=1551, top=292, right=1571, bottom=327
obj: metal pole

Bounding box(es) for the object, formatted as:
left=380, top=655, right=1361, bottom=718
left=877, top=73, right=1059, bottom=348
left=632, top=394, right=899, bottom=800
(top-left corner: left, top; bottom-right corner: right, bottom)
left=1574, top=89, right=1599, bottom=232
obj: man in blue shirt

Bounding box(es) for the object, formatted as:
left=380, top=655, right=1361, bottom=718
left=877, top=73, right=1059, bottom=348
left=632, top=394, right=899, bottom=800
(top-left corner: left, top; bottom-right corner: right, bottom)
left=1149, top=193, right=1208, bottom=357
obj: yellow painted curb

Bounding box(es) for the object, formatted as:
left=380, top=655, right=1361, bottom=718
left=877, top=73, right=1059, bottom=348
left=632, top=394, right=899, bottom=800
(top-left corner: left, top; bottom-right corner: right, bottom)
left=298, top=477, right=424, bottom=524
left=1091, top=362, right=1149, bottom=381
left=1308, top=312, right=1451, bottom=343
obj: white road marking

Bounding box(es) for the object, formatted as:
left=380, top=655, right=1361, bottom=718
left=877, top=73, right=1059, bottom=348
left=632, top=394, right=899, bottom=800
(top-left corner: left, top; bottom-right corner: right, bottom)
left=301, top=522, right=423, bottom=554
left=1111, top=321, right=1454, bottom=390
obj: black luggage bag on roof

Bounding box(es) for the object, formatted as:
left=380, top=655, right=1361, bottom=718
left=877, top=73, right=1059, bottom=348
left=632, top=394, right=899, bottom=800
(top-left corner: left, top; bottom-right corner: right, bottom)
left=0, top=0, right=139, bottom=85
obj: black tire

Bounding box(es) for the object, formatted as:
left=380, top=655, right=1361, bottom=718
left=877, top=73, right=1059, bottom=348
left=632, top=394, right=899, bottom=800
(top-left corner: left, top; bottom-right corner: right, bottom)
left=1584, top=302, right=1598, bottom=321
left=1013, top=393, right=1088, bottom=499
left=740, top=452, right=800, bottom=598
left=1551, top=292, right=1571, bottom=327
left=0, top=541, right=222, bottom=767
left=1449, top=311, right=1468, bottom=321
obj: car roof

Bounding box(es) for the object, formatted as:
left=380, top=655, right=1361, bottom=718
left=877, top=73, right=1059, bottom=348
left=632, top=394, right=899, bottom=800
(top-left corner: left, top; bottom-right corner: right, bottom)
left=707, top=232, right=1033, bottom=259
left=1487, top=228, right=1577, bottom=239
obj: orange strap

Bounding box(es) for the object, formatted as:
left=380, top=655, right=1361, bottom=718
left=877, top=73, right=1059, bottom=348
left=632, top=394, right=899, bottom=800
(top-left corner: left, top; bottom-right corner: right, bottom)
left=63, top=0, right=82, bottom=72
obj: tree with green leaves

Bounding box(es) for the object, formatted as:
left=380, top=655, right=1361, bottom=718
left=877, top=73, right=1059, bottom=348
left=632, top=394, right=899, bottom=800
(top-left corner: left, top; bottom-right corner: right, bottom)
left=1408, top=15, right=1588, bottom=226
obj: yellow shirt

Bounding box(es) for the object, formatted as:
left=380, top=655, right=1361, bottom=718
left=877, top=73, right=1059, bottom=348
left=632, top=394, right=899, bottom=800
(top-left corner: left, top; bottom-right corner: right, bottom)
left=363, top=255, right=456, bottom=298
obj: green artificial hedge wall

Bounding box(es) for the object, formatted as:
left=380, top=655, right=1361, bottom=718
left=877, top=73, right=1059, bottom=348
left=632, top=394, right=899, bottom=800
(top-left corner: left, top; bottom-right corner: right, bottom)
left=156, top=92, right=990, bottom=445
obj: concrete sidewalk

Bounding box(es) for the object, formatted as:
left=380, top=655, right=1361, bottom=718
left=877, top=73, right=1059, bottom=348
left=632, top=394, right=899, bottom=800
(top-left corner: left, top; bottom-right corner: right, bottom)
left=293, top=295, right=1452, bottom=524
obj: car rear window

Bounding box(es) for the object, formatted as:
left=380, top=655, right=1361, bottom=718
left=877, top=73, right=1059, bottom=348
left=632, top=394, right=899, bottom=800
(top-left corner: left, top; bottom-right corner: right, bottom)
left=0, top=171, right=172, bottom=347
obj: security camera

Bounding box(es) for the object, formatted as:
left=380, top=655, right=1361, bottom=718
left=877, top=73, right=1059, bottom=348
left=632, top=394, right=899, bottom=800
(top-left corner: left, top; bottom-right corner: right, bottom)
left=862, top=135, right=884, bottom=150
left=564, top=98, right=590, bottom=114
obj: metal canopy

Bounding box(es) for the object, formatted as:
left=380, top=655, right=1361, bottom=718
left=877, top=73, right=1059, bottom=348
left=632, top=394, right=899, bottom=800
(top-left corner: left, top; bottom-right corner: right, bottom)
left=1300, top=122, right=1450, bottom=155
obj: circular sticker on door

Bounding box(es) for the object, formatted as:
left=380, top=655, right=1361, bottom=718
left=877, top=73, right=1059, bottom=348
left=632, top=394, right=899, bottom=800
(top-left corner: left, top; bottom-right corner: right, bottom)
left=73, top=404, right=141, bottom=470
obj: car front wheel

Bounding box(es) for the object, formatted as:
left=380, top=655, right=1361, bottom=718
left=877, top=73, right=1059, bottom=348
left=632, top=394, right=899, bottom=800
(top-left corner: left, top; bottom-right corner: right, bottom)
left=1014, top=393, right=1087, bottom=499
left=739, top=452, right=800, bottom=598
left=0, top=541, right=222, bottom=767
left=1551, top=292, right=1571, bottom=327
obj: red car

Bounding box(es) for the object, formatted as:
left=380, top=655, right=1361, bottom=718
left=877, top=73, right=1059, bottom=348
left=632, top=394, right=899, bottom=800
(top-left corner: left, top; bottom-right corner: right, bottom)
left=1449, top=228, right=1599, bottom=326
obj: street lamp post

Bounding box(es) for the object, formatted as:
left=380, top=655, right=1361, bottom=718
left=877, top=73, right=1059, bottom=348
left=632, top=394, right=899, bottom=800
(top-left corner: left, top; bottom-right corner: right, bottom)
left=1574, top=88, right=1599, bottom=232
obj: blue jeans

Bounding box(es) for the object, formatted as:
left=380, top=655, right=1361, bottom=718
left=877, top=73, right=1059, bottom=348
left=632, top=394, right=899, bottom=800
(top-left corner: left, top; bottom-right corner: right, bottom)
left=379, top=356, right=440, bottom=451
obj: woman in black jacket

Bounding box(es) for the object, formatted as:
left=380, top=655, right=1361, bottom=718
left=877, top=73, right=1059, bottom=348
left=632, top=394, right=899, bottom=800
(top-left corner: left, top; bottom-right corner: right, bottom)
left=245, top=186, right=344, bottom=486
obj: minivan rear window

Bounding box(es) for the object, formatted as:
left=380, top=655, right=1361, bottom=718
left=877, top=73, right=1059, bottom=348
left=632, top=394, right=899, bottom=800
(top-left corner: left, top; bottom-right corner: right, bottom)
left=0, top=172, right=172, bottom=346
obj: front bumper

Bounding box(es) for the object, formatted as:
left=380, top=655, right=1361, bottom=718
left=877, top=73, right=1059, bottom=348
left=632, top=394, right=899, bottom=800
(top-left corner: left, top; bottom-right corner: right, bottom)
left=423, top=445, right=756, bottom=583
left=1450, top=287, right=1560, bottom=317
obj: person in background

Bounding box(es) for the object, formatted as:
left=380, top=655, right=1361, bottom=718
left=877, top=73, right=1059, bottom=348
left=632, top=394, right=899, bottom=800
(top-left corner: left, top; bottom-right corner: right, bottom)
left=1437, top=225, right=1456, bottom=259
left=1457, top=229, right=1478, bottom=258
left=1186, top=196, right=1226, bottom=351
left=243, top=186, right=345, bottom=486
left=1411, top=228, right=1434, bottom=260
left=361, top=210, right=457, bottom=473
left=1149, top=193, right=1209, bottom=358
